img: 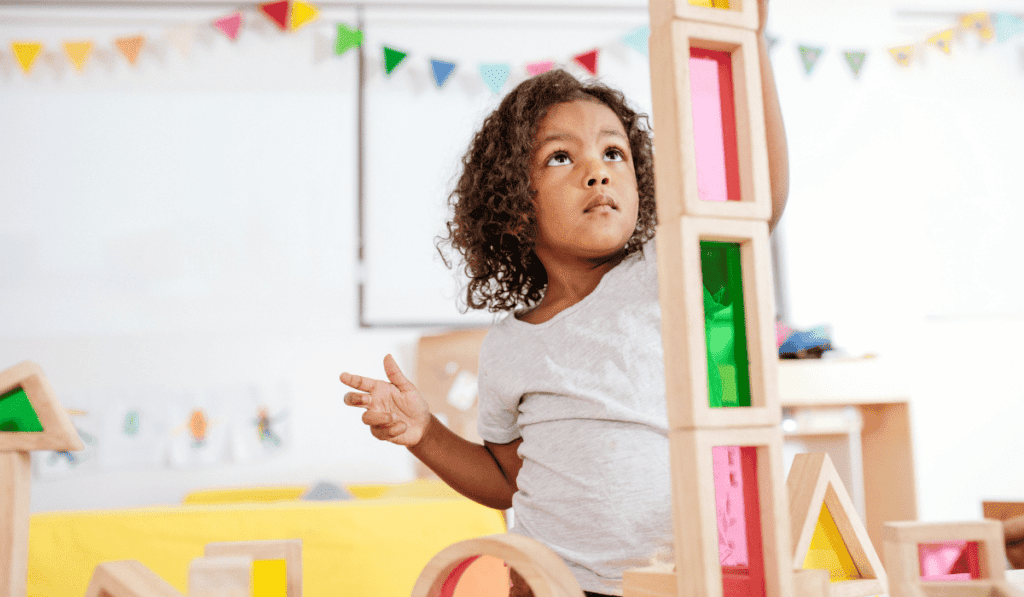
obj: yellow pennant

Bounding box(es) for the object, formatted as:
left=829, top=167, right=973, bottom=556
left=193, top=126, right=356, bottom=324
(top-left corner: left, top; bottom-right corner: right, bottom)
left=927, top=29, right=954, bottom=55
left=290, top=1, right=319, bottom=30
left=11, top=42, right=43, bottom=74
left=116, top=34, right=145, bottom=65
left=63, top=40, right=93, bottom=71
left=961, top=12, right=995, bottom=41
left=889, top=45, right=914, bottom=67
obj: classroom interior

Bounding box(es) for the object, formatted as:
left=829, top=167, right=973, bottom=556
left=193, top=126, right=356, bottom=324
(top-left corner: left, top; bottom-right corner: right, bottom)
left=2, top=0, right=1024, bottom=595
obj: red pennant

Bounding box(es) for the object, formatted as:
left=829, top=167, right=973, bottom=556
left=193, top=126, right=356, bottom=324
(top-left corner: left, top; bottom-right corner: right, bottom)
left=573, top=49, right=598, bottom=75
left=259, top=1, right=290, bottom=31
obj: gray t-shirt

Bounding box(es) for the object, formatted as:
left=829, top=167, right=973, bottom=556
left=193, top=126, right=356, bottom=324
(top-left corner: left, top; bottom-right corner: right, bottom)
left=477, top=241, right=673, bottom=596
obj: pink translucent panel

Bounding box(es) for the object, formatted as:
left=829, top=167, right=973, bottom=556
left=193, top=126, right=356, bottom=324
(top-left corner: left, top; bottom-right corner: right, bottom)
left=690, top=55, right=728, bottom=203
left=918, top=541, right=981, bottom=581
left=713, top=445, right=748, bottom=566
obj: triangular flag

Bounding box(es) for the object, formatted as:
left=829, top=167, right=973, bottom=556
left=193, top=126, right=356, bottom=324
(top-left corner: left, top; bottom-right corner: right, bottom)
left=960, top=12, right=995, bottom=42
left=382, top=46, right=408, bottom=75
left=526, top=60, right=554, bottom=76
left=787, top=453, right=887, bottom=594
left=928, top=29, right=954, bottom=55
left=843, top=50, right=866, bottom=79
left=167, top=24, right=197, bottom=58
left=115, top=35, right=145, bottom=66
left=765, top=35, right=779, bottom=52
left=994, top=13, right=1024, bottom=43
left=11, top=42, right=42, bottom=74
left=798, top=45, right=823, bottom=74
left=335, top=23, right=363, bottom=56
left=290, top=1, right=319, bottom=31
left=573, top=49, right=598, bottom=75
left=479, top=63, right=510, bottom=94
left=214, top=12, right=243, bottom=41
left=430, top=59, right=456, bottom=88
left=259, top=1, right=290, bottom=31
left=889, top=45, right=914, bottom=67
left=622, top=25, right=650, bottom=57
left=63, top=41, right=92, bottom=71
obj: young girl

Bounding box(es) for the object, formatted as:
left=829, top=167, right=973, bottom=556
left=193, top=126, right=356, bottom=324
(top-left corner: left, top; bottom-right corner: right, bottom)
left=341, top=8, right=787, bottom=595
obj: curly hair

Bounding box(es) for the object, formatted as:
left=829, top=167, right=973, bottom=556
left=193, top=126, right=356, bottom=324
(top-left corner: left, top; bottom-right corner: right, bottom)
left=438, top=69, right=657, bottom=313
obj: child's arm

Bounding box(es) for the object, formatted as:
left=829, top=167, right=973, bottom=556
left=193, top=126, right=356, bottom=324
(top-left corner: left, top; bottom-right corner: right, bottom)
left=341, top=355, right=520, bottom=510
left=758, top=0, right=789, bottom=233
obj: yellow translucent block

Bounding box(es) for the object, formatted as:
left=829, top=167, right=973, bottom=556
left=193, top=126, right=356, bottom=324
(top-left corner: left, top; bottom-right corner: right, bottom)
left=687, top=0, right=731, bottom=7
left=253, top=559, right=288, bottom=597
left=803, top=503, right=860, bottom=582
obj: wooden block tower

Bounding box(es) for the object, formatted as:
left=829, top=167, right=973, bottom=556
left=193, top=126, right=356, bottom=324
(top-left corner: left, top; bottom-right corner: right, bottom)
left=1, top=361, right=83, bottom=597
left=625, top=1, right=794, bottom=596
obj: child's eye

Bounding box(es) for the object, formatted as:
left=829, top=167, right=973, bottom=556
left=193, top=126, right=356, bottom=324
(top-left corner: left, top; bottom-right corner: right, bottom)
left=546, top=152, right=571, bottom=166
left=604, top=148, right=625, bottom=162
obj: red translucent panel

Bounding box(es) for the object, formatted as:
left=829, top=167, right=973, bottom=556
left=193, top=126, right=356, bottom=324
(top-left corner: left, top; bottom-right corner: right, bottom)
left=918, top=541, right=981, bottom=581
left=713, top=445, right=766, bottom=596
left=689, top=48, right=740, bottom=203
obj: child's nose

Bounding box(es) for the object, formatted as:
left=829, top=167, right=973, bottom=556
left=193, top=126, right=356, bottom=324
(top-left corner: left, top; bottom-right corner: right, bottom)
left=587, top=175, right=610, bottom=187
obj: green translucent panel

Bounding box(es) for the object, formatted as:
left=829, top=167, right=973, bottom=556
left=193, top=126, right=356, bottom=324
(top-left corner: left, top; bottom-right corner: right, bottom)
left=701, top=241, right=751, bottom=408
left=0, top=386, right=44, bottom=432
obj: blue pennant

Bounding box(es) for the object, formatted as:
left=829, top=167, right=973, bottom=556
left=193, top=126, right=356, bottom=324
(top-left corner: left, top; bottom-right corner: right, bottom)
left=479, top=63, right=510, bottom=94
left=430, top=59, right=456, bottom=88
left=622, top=25, right=650, bottom=57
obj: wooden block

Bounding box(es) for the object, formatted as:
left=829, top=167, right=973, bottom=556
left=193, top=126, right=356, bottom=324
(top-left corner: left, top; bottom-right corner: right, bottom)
left=787, top=453, right=888, bottom=597
left=657, top=217, right=778, bottom=429
left=649, top=20, right=770, bottom=223
left=0, top=360, right=83, bottom=452
left=205, top=539, right=302, bottom=597
left=794, top=568, right=830, bottom=597
left=885, top=521, right=1006, bottom=583
left=650, top=0, right=759, bottom=31
left=623, top=565, right=677, bottom=597
left=190, top=555, right=253, bottom=597
left=668, top=427, right=793, bottom=597
left=84, top=560, right=185, bottom=597
left=1, top=452, right=30, bottom=597
left=411, top=533, right=583, bottom=597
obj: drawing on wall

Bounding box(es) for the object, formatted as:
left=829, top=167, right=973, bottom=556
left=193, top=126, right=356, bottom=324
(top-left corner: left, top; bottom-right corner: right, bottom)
left=34, top=407, right=99, bottom=479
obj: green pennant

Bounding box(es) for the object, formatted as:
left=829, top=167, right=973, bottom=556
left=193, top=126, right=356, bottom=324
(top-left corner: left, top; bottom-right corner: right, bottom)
left=798, top=45, right=824, bottom=75
left=843, top=50, right=867, bottom=79
left=383, top=46, right=408, bottom=76
left=335, top=23, right=363, bottom=57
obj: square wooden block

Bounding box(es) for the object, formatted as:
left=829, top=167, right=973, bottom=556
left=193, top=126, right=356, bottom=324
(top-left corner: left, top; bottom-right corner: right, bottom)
left=657, top=216, right=778, bottom=430
left=668, top=427, right=792, bottom=597
left=650, top=0, right=759, bottom=31
left=205, top=539, right=302, bottom=597
left=650, top=19, right=770, bottom=223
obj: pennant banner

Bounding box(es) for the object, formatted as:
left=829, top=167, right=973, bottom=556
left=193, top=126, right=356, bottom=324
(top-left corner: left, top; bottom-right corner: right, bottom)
left=928, top=29, right=954, bottom=55
left=214, top=12, right=243, bottom=41
left=167, top=24, right=196, bottom=58
left=335, top=23, right=363, bottom=57
left=383, top=46, right=408, bottom=75
left=479, top=63, right=510, bottom=94
left=430, top=59, right=455, bottom=88
left=622, top=25, right=649, bottom=57
left=994, top=13, right=1024, bottom=43
left=798, top=45, right=823, bottom=74
left=63, top=41, right=92, bottom=71
left=961, top=12, right=995, bottom=41
left=116, top=35, right=144, bottom=66
left=260, top=1, right=290, bottom=31
left=526, top=60, right=554, bottom=76
left=290, top=1, right=319, bottom=31
left=889, top=45, right=914, bottom=68
left=843, top=50, right=866, bottom=79
left=573, top=49, right=598, bottom=75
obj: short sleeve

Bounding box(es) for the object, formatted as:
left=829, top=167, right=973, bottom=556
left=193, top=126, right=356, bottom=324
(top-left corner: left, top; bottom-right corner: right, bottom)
left=476, top=329, right=523, bottom=445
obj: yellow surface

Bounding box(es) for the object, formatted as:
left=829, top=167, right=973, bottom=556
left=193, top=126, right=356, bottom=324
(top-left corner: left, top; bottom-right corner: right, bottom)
left=687, top=0, right=730, bottom=6
left=253, top=559, right=287, bottom=597
left=29, top=497, right=505, bottom=597
left=803, top=503, right=861, bottom=582
left=183, top=486, right=307, bottom=505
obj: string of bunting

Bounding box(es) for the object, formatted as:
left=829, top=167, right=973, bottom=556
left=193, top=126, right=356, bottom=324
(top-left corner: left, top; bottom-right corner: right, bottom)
left=4, top=1, right=1023, bottom=86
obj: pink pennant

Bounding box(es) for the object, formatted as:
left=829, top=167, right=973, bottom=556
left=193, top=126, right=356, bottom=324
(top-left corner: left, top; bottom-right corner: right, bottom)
left=526, top=60, right=554, bottom=76
left=214, top=12, right=243, bottom=41
left=573, top=49, right=598, bottom=75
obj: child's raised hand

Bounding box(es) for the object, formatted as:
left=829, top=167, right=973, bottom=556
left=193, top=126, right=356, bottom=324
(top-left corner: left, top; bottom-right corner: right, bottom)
left=340, top=354, right=432, bottom=447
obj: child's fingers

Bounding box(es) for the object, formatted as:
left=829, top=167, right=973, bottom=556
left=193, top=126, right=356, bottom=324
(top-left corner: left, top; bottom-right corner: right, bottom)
left=382, top=354, right=417, bottom=393
left=363, top=410, right=394, bottom=427
left=343, top=392, right=371, bottom=408
left=339, top=371, right=377, bottom=392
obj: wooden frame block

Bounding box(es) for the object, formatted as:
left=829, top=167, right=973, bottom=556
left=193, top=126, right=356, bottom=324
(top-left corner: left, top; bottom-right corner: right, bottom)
left=411, top=533, right=583, bottom=597
left=190, top=555, right=253, bottom=597
left=650, top=0, right=759, bottom=31
left=787, top=453, right=887, bottom=597
left=658, top=217, right=778, bottom=429
left=649, top=20, right=770, bottom=223
left=668, top=427, right=793, bottom=597
left=794, top=568, right=832, bottom=597
left=84, top=560, right=185, bottom=597
left=205, top=539, right=302, bottom=597
left=0, top=361, right=83, bottom=452
left=1, top=453, right=30, bottom=597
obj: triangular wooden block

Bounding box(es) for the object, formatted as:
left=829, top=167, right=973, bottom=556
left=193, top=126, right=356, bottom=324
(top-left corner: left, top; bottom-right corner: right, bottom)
left=787, top=453, right=887, bottom=596
left=0, top=361, right=82, bottom=452
left=85, top=561, right=185, bottom=597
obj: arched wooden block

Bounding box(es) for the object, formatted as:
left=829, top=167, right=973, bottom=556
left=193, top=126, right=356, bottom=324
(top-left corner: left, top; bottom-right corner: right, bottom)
left=411, top=534, right=584, bottom=597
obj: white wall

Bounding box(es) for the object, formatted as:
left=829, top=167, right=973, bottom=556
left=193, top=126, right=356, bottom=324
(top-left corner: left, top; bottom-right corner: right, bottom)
left=2, top=0, right=1023, bottom=523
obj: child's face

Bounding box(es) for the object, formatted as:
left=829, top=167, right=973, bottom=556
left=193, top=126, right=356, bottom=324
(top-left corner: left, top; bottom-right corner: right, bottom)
left=529, top=99, right=640, bottom=266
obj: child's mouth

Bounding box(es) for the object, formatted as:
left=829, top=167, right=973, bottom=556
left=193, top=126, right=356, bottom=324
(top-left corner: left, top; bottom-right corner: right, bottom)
left=584, top=196, right=617, bottom=213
